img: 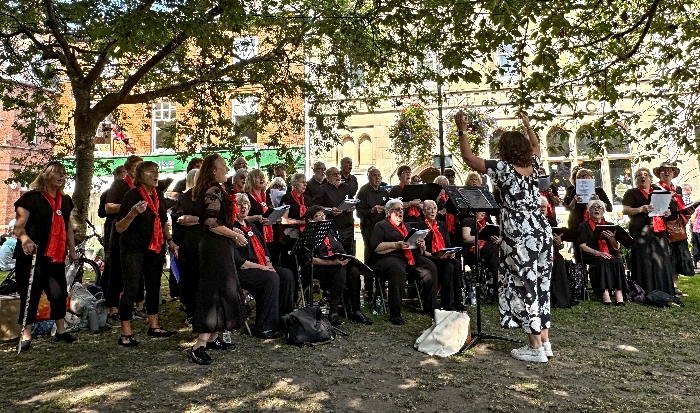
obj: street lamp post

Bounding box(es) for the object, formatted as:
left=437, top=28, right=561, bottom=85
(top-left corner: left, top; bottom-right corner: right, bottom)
left=437, top=82, right=445, bottom=174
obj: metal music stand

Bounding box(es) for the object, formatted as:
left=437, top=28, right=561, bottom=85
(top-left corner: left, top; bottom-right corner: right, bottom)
left=448, top=186, right=523, bottom=352
left=290, top=219, right=332, bottom=307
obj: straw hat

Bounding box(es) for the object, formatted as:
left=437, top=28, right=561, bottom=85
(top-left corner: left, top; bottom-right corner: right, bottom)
left=652, top=161, right=680, bottom=179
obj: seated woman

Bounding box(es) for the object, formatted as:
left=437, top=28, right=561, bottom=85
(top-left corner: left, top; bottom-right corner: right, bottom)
left=301, top=205, right=373, bottom=326
left=577, top=200, right=627, bottom=306
left=233, top=193, right=295, bottom=339
left=461, top=211, right=500, bottom=284
left=370, top=198, right=438, bottom=325
left=417, top=200, right=463, bottom=310
left=540, top=196, right=575, bottom=308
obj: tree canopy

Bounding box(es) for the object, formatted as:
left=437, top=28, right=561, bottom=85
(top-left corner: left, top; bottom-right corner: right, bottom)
left=1, top=0, right=699, bottom=234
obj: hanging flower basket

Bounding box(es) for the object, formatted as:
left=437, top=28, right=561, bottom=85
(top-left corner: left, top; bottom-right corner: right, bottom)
left=445, top=107, right=497, bottom=166
left=388, top=103, right=437, bottom=166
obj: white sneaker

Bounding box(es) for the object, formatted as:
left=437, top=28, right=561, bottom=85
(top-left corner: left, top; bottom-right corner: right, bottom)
left=542, top=341, right=553, bottom=358
left=511, top=345, right=548, bottom=363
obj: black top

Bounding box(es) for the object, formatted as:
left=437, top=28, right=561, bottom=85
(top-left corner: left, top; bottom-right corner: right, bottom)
left=416, top=219, right=451, bottom=253
left=170, top=190, right=202, bottom=260
left=280, top=191, right=311, bottom=222
left=196, top=185, right=235, bottom=231
left=246, top=190, right=273, bottom=236
left=564, top=186, right=612, bottom=229
left=117, top=188, right=168, bottom=252
left=172, top=179, right=186, bottom=194
left=577, top=220, right=621, bottom=259
left=304, top=177, right=326, bottom=199
left=313, top=229, right=346, bottom=257
left=232, top=220, right=270, bottom=268
left=461, top=216, right=497, bottom=249
left=105, top=178, right=132, bottom=207
left=389, top=184, right=424, bottom=222
left=14, top=190, right=74, bottom=255
left=312, top=182, right=354, bottom=230
left=370, top=219, right=415, bottom=262
left=356, top=183, right=390, bottom=229
left=340, top=173, right=359, bottom=198
left=622, top=186, right=663, bottom=239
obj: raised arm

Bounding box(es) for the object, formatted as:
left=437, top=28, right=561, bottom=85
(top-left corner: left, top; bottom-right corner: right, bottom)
left=454, top=110, right=486, bottom=174
left=520, top=111, right=541, bottom=158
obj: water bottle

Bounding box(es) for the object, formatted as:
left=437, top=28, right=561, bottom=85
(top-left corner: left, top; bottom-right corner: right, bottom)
left=88, top=306, right=99, bottom=332
left=470, top=287, right=477, bottom=306
left=222, top=330, right=232, bottom=344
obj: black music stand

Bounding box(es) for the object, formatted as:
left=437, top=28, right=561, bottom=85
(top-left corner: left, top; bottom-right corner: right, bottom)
left=452, top=186, right=523, bottom=352
left=291, top=220, right=332, bottom=307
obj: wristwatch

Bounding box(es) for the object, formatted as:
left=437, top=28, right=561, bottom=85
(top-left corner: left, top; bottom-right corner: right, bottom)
left=458, top=130, right=466, bottom=136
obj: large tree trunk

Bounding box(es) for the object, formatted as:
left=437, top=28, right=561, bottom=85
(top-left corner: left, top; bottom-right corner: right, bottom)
left=71, top=113, right=98, bottom=243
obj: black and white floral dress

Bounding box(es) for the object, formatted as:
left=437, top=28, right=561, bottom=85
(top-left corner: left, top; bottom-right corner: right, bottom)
left=485, top=156, right=552, bottom=335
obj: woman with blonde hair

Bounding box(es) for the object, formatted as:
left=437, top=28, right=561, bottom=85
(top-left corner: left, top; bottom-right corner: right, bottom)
left=245, top=169, right=277, bottom=264
left=14, top=161, right=78, bottom=351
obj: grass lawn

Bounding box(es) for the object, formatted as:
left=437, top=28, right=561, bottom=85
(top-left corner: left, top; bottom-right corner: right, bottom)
left=1, top=272, right=700, bottom=412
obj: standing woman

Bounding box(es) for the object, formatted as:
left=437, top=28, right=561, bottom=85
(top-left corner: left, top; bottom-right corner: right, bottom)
left=622, top=168, right=673, bottom=296
left=170, top=169, right=202, bottom=324
left=190, top=154, right=247, bottom=364
left=115, top=161, right=177, bottom=347
left=14, top=161, right=78, bottom=350
left=654, top=162, right=695, bottom=296
left=280, top=173, right=310, bottom=277
left=564, top=168, right=612, bottom=230
left=456, top=110, right=553, bottom=363
left=245, top=169, right=277, bottom=264
left=418, top=200, right=463, bottom=311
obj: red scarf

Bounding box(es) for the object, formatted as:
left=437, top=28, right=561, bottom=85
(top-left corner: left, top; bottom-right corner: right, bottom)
left=658, top=182, right=687, bottom=223
left=250, top=190, right=273, bottom=242
left=228, top=188, right=240, bottom=222
left=424, top=219, right=445, bottom=253
left=440, top=192, right=456, bottom=233
left=400, top=183, right=421, bottom=217
left=124, top=175, right=135, bottom=189
left=242, top=225, right=267, bottom=265
left=637, top=187, right=666, bottom=233
left=588, top=219, right=610, bottom=254
left=469, top=219, right=488, bottom=253
left=291, top=190, right=306, bottom=232
left=42, top=192, right=67, bottom=263
left=136, top=186, right=164, bottom=252
left=323, top=236, right=334, bottom=257
left=388, top=219, right=414, bottom=265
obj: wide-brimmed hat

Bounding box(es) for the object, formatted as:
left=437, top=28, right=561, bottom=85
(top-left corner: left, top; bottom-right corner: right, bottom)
left=652, top=162, right=680, bottom=179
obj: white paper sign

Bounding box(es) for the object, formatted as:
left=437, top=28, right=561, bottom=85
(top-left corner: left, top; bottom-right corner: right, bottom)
left=648, top=191, right=673, bottom=217
left=576, top=179, right=595, bottom=203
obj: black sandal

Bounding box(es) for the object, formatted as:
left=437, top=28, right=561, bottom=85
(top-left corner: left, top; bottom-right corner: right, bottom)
left=118, top=334, right=139, bottom=347
left=147, top=327, right=176, bottom=338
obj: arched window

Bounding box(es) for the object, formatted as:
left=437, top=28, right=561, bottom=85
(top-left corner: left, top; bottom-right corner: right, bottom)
left=575, top=124, right=597, bottom=156
left=358, top=134, right=372, bottom=165
left=341, top=135, right=355, bottom=161
left=545, top=126, right=571, bottom=158
left=606, top=122, right=631, bottom=155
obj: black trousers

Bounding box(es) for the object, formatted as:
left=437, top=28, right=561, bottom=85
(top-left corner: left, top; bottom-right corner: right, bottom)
left=15, top=255, right=67, bottom=325
left=178, top=257, right=200, bottom=317
left=360, top=226, right=375, bottom=294
left=335, top=227, right=355, bottom=256
left=119, top=248, right=163, bottom=321
left=303, top=264, right=346, bottom=313
left=430, top=257, right=462, bottom=308
left=239, top=266, right=294, bottom=333
left=372, top=255, right=438, bottom=317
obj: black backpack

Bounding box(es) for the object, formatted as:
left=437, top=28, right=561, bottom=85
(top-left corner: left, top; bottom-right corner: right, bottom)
left=281, top=306, right=335, bottom=347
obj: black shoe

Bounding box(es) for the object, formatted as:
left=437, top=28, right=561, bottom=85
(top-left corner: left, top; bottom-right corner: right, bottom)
left=147, top=327, right=176, bottom=338
left=107, top=313, right=121, bottom=328
left=18, top=340, right=31, bottom=352
left=615, top=301, right=626, bottom=307
left=390, top=315, right=405, bottom=325
left=189, top=346, right=212, bottom=365
left=206, top=337, right=236, bottom=351
left=328, top=313, right=343, bottom=326
left=117, top=334, right=139, bottom=347
left=602, top=301, right=612, bottom=306
left=53, top=332, right=76, bottom=343
left=255, top=330, right=282, bottom=340
left=351, top=311, right=373, bottom=325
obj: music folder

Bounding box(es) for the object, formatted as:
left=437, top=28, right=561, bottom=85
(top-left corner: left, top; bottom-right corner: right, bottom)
left=263, top=205, right=290, bottom=222
left=551, top=227, right=580, bottom=243
left=318, top=253, right=372, bottom=272
left=593, top=225, right=633, bottom=248
left=400, top=183, right=443, bottom=202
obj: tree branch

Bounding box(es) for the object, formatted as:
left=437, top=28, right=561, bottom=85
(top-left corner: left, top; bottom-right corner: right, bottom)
left=42, top=0, right=84, bottom=81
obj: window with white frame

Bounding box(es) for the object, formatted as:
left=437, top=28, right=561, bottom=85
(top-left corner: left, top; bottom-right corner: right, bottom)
left=152, top=101, right=176, bottom=151
left=233, top=36, right=258, bottom=63
left=231, top=96, right=258, bottom=144
left=496, top=44, right=519, bottom=77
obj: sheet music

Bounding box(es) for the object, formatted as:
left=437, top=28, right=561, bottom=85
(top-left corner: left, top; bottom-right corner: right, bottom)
left=338, top=198, right=360, bottom=211
left=576, top=179, right=595, bottom=203
left=405, top=229, right=430, bottom=249
left=649, top=191, right=673, bottom=217
left=270, top=189, right=286, bottom=207
left=265, top=205, right=290, bottom=222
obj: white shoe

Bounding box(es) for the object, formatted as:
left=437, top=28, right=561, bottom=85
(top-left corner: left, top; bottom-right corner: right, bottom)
left=542, top=341, right=553, bottom=358
left=511, top=345, right=548, bottom=363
